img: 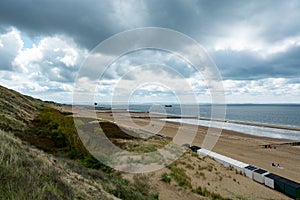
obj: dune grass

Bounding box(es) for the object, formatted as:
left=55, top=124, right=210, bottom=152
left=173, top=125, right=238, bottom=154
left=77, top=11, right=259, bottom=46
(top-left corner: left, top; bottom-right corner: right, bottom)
left=0, top=130, right=75, bottom=200
left=0, top=105, right=160, bottom=200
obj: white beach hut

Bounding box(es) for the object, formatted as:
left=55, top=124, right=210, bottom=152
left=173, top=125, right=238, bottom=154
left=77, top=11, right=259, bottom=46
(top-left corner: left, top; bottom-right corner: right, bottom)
left=244, top=165, right=258, bottom=179
left=197, top=148, right=211, bottom=157
left=197, top=149, right=228, bottom=166
left=230, top=160, right=249, bottom=173
left=197, top=149, right=248, bottom=172
left=253, top=168, right=269, bottom=183
left=264, top=173, right=282, bottom=189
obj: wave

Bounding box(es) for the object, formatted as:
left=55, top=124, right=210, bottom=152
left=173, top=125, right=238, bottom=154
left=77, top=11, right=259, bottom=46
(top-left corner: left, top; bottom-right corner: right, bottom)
left=161, top=118, right=300, bottom=141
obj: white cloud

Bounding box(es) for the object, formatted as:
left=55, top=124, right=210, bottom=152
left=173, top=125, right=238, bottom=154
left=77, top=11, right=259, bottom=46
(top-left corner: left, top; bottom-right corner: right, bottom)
left=223, top=78, right=300, bottom=103
left=12, top=44, right=42, bottom=73
left=213, top=26, right=300, bottom=58
left=12, top=33, right=88, bottom=82
left=38, top=36, right=86, bottom=68
left=266, top=36, right=300, bottom=55
left=213, top=26, right=263, bottom=52
left=0, top=28, right=89, bottom=103
left=0, top=27, right=23, bottom=71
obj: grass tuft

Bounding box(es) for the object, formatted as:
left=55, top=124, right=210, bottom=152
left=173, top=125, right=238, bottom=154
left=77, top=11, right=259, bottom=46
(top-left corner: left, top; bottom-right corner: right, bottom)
left=161, top=173, right=171, bottom=183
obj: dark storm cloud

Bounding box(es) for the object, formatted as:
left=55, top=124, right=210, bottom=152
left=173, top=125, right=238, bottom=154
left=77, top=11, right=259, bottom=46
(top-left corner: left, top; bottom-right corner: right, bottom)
left=212, top=46, right=300, bottom=80
left=2, top=0, right=299, bottom=49
left=269, top=45, right=300, bottom=77
left=143, top=0, right=245, bottom=42
left=248, top=1, right=300, bottom=43
left=0, top=0, right=119, bottom=49
left=143, top=0, right=300, bottom=45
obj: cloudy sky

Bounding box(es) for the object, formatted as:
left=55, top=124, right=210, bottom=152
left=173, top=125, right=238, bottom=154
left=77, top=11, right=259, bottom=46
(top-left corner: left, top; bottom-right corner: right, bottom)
left=0, top=0, right=299, bottom=104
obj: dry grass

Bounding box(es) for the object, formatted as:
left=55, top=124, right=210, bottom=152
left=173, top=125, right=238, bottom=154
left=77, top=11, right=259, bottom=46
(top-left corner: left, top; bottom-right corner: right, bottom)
left=0, top=85, right=41, bottom=132
left=0, top=85, right=161, bottom=199
left=0, top=129, right=114, bottom=200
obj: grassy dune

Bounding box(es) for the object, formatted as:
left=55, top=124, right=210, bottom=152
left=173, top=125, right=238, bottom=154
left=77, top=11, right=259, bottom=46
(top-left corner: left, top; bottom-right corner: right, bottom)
left=0, top=85, right=160, bottom=200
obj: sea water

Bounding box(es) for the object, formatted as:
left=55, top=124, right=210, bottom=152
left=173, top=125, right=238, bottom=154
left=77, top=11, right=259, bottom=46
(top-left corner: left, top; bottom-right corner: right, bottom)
left=126, top=104, right=300, bottom=127
left=123, top=104, right=300, bottom=140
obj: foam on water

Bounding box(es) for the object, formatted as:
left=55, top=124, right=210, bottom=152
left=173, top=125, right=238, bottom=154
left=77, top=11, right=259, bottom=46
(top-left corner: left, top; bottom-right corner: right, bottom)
left=161, top=118, right=300, bottom=140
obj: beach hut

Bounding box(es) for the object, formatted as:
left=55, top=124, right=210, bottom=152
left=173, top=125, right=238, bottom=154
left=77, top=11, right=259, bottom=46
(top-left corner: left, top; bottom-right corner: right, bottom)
left=230, top=160, right=249, bottom=173
left=283, top=179, right=300, bottom=199
left=253, top=168, right=269, bottom=183
left=197, top=149, right=248, bottom=172
left=264, top=173, right=282, bottom=189
left=190, top=145, right=201, bottom=152
left=197, top=149, right=229, bottom=167
left=274, top=177, right=300, bottom=199
left=211, top=153, right=229, bottom=167
left=197, top=148, right=210, bottom=156
left=244, top=165, right=258, bottom=179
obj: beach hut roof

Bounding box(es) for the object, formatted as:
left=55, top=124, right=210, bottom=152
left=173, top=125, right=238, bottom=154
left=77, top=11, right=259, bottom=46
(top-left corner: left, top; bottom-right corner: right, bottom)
left=265, top=173, right=282, bottom=180
left=190, top=145, right=201, bottom=152
left=245, top=165, right=257, bottom=171
left=197, top=148, right=248, bottom=168
left=254, top=168, right=268, bottom=174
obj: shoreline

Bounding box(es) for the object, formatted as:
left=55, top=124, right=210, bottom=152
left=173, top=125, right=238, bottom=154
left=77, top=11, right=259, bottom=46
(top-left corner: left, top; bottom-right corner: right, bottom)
left=162, top=118, right=300, bottom=141
left=94, top=108, right=300, bottom=131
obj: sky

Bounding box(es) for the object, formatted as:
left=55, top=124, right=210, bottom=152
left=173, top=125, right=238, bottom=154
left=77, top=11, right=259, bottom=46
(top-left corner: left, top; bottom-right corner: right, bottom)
left=0, top=0, right=300, bottom=104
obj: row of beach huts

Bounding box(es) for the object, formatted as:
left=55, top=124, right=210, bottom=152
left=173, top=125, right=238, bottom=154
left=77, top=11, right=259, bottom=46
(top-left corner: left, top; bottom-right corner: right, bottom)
left=193, top=147, right=300, bottom=199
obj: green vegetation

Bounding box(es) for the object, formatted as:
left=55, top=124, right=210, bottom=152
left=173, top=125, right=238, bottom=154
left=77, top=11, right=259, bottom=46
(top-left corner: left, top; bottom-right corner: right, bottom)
left=0, top=130, right=82, bottom=200
left=99, top=121, right=137, bottom=139
left=112, top=136, right=170, bottom=153
left=161, top=173, right=171, bottom=183
left=0, top=128, right=161, bottom=200
left=94, top=173, right=159, bottom=200
left=0, top=101, right=162, bottom=200
left=0, top=85, right=41, bottom=132
left=168, top=163, right=192, bottom=188
left=185, top=163, right=195, bottom=170
left=20, top=106, right=88, bottom=159
left=192, top=186, right=231, bottom=200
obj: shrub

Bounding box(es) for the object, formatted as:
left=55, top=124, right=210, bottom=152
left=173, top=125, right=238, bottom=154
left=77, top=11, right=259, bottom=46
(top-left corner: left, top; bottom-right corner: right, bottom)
left=185, top=163, right=194, bottom=170
left=161, top=173, right=171, bottom=183
left=192, top=186, right=231, bottom=200
left=168, top=164, right=191, bottom=188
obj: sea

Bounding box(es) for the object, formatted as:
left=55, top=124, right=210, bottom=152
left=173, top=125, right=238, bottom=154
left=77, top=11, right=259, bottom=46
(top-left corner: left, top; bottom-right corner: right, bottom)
left=121, top=104, right=300, bottom=140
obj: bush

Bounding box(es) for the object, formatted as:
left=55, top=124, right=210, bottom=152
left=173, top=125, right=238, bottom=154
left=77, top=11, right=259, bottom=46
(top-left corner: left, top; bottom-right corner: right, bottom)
left=104, top=173, right=158, bottom=200
left=161, top=173, right=171, bottom=183
left=15, top=106, right=160, bottom=199
left=168, top=164, right=191, bottom=188
left=192, top=186, right=231, bottom=200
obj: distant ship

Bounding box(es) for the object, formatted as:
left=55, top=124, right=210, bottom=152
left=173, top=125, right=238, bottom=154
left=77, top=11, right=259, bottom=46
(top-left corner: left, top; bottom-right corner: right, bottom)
left=165, top=105, right=172, bottom=107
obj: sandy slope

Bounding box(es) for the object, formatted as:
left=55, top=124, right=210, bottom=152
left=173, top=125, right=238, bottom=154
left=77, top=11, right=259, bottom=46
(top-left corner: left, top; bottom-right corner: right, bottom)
left=93, top=110, right=300, bottom=182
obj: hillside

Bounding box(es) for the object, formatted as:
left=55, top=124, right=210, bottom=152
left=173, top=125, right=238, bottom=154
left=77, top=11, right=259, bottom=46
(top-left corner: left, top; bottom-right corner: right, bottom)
left=0, top=85, right=42, bottom=131
left=0, top=85, right=290, bottom=200
left=0, top=85, right=159, bottom=200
